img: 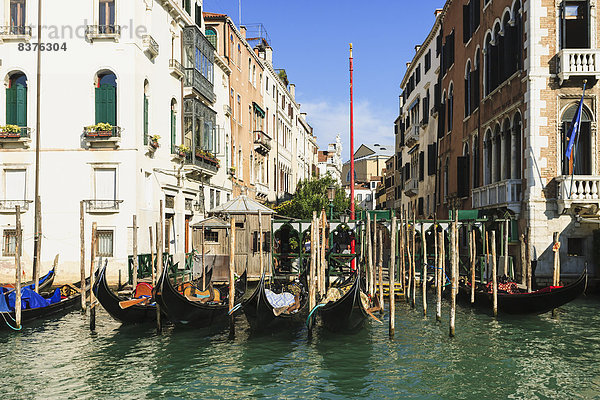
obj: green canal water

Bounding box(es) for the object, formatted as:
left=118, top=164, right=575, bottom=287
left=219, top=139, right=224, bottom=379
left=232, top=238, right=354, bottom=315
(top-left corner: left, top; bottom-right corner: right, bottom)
left=1, top=295, right=600, bottom=399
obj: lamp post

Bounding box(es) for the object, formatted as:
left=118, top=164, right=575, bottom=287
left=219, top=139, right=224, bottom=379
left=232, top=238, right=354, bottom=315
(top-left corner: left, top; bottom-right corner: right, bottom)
left=327, top=185, right=336, bottom=220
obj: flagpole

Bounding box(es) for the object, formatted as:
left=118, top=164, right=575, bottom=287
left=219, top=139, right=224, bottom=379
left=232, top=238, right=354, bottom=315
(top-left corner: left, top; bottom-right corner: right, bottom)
left=349, top=43, right=356, bottom=270
left=568, top=79, right=587, bottom=199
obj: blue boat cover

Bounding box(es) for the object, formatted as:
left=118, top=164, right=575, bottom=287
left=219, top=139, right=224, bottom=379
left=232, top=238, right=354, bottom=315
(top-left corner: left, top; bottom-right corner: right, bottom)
left=0, top=287, right=61, bottom=312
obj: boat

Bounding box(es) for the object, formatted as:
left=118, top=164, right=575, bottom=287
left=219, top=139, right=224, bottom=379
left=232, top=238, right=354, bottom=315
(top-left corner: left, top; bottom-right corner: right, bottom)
left=93, top=264, right=158, bottom=324
left=2, top=266, right=56, bottom=294
left=459, top=269, right=587, bottom=315
left=155, top=267, right=247, bottom=327
left=0, top=278, right=88, bottom=330
left=242, top=274, right=308, bottom=331
left=317, top=273, right=369, bottom=333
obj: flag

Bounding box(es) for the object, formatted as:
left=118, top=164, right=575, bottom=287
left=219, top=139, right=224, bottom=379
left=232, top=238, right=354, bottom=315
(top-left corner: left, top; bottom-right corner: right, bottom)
left=565, top=84, right=586, bottom=160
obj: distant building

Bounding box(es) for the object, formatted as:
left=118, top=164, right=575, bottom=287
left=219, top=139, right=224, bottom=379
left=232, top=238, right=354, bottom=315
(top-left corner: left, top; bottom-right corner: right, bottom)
left=317, top=135, right=343, bottom=184
left=342, top=143, right=394, bottom=188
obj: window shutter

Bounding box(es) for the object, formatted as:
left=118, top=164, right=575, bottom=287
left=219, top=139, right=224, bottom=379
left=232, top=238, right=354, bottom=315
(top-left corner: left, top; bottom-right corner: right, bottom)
left=6, top=86, right=17, bottom=125
left=577, top=121, right=592, bottom=175
left=457, top=156, right=469, bottom=198
left=419, top=152, right=425, bottom=181
left=106, top=85, right=116, bottom=126
left=95, top=86, right=105, bottom=124
left=15, top=84, right=27, bottom=127
left=171, top=109, right=176, bottom=152
left=472, top=0, right=480, bottom=32
left=143, top=95, right=149, bottom=144
left=404, top=163, right=410, bottom=180
left=463, top=5, right=471, bottom=43
left=428, top=143, right=437, bottom=176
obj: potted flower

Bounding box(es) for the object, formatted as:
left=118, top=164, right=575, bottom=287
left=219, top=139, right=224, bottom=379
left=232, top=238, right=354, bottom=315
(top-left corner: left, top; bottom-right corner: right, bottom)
left=149, top=134, right=160, bottom=149
left=85, top=123, right=113, bottom=137
left=176, top=144, right=189, bottom=157
left=0, top=125, right=22, bottom=138
left=228, top=166, right=236, bottom=175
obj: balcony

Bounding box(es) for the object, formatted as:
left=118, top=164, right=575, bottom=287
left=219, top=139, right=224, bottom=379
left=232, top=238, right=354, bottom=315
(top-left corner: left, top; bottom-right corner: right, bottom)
left=471, top=179, right=522, bottom=213
left=405, top=125, right=420, bottom=147
left=183, top=150, right=219, bottom=180
left=255, top=182, right=269, bottom=198
left=169, top=59, right=184, bottom=80
left=83, top=125, right=122, bottom=148
left=224, top=104, right=232, bottom=117
left=404, top=178, right=419, bottom=197
left=0, top=25, right=32, bottom=41
left=184, top=68, right=216, bottom=103
left=557, top=49, right=600, bottom=84
left=0, top=200, right=32, bottom=213
left=85, top=25, right=121, bottom=42
left=84, top=199, right=123, bottom=213
left=254, top=130, right=272, bottom=155
left=556, top=175, right=600, bottom=214
left=0, top=127, right=31, bottom=148
left=143, top=35, right=159, bottom=58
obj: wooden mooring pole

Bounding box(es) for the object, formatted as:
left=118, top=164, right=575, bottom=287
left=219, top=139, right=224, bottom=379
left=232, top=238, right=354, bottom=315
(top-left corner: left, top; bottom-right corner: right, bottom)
left=90, top=222, right=97, bottom=331
left=308, top=213, right=316, bottom=314
left=421, top=223, right=427, bottom=317
left=321, top=210, right=327, bottom=297
left=470, top=229, right=476, bottom=304
left=80, top=201, right=86, bottom=311
left=389, top=213, right=396, bottom=337
left=411, top=212, right=416, bottom=308
left=156, top=200, right=163, bottom=334
left=259, top=210, right=264, bottom=278
left=132, top=215, right=138, bottom=290
left=378, top=224, right=384, bottom=312
left=401, top=209, right=409, bottom=303
left=436, top=230, right=443, bottom=322
left=149, top=226, right=155, bottom=286
left=520, top=232, right=526, bottom=287
left=15, top=205, right=22, bottom=329
left=491, top=230, right=498, bottom=317
left=526, top=227, right=532, bottom=293
left=552, top=232, right=560, bottom=317
left=229, top=217, right=236, bottom=338
left=367, top=212, right=373, bottom=299
left=449, top=212, right=457, bottom=337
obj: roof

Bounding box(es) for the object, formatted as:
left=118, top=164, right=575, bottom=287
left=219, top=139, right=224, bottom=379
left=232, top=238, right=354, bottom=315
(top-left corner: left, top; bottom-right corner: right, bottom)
left=191, top=216, right=230, bottom=228
left=209, top=195, right=275, bottom=215
left=318, top=151, right=328, bottom=162
left=203, top=12, right=227, bottom=19
left=354, top=144, right=394, bottom=160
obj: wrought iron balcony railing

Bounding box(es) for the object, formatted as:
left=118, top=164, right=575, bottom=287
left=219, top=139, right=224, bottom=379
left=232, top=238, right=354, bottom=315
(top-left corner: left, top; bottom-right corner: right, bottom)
left=183, top=68, right=216, bottom=103
left=0, top=127, right=31, bottom=139
left=85, top=25, right=121, bottom=41
left=0, top=200, right=32, bottom=211
left=84, top=199, right=123, bottom=212
left=0, top=25, right=32, bottom=37
left=169, top=59, right=184, bottom=79
left=254, top=130, right=272, bottom=155
left=83, top=125, right=122, bottom=139
left=405, top=125, right=420, bottom=147
left=143, top=35, right=159, bottom=57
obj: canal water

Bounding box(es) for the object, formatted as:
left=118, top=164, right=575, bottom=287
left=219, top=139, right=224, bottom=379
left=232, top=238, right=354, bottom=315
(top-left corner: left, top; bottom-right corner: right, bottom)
left=1, top=295, right=599, bottom=399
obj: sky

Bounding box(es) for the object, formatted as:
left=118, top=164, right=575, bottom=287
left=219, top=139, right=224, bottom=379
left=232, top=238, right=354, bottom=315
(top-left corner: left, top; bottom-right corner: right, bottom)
left=203, top=0, right=444, bottom=161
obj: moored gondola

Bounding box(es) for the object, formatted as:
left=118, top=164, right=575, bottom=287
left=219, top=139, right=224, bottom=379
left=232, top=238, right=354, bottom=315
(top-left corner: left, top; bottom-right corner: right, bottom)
left=93, top=265, right=158, bottom=324
left=318, top=273, right=369, bottom=333
left=155, top=267, right=247, bottom=327
left=459, top=269, right=587, bottom=315
left=0, top=278, right=88, bottom=330
left=243, top=274, right=308, bottom=331
left=2, top=266, right=56, bottom=294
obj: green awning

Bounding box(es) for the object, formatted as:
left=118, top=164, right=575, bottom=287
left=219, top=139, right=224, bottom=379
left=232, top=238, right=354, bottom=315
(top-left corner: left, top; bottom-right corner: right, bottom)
left=253, top=102, right=265, bottom=118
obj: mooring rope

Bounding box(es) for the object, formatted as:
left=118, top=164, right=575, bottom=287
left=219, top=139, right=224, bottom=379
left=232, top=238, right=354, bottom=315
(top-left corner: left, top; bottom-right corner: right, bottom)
left=228, top=303, right=242, bottom=315
left=1, top=312, right=22, bottom=331
left=306, top=304, right=324, bottom=326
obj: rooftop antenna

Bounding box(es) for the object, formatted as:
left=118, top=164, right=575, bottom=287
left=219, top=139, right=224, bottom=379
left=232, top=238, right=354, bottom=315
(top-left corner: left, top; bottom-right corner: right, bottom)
left=239, top=0, right=242, bottom=27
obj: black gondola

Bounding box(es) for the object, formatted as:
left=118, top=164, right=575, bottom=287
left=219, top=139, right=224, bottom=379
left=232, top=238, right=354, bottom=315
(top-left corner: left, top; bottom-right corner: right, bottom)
left=459, top=269, right=587, bottom=315
left=93, top=265, right=158, bottom=324
left=2, top=266, right=56, bottom=294
left=155, top=267, right=247, bottom=327
left=318, top=273, right=368, bottom=333
left=243, top=274, right=308, bottom=331
left=0, top=278, right=88, bottom=330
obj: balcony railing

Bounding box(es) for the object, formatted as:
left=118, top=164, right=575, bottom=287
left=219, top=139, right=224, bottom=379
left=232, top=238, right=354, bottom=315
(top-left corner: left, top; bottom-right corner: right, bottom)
left=184, top=151, right=219, bottom=175
left=254, top=130, right=272, bottom=155
left=0, top=127, right=31, bottom=140
left=557, top=49, right=600, bottom=84
left=84, top=125, right=122, bottom=139
left=184, top=68, right=216, bottom=103
left=404, top=178, right=419, bottom=197
left=0, top=200, right=32, bottom=212
left=405, top=125, right=420, bottom=147
left=556, top=175, right=600, bottom=213
left=255, top=182, right=269, bottom=197
left=471, top=179, right=522, bottom=209
left=84, top=199, right=123, bottom=212
left=143, top=35, right=159, bottom=57
left=169, top=59, right=184, bottom=79
left=0, top=25, right=32, bottom=39
left=85, top=25, right=121, bottom=41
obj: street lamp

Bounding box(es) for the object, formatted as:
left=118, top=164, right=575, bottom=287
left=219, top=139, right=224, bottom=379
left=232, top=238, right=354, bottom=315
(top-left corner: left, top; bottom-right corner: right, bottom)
left=340, top=211, right=350, bottom=224
left=327, top=185, right=336, bottom=220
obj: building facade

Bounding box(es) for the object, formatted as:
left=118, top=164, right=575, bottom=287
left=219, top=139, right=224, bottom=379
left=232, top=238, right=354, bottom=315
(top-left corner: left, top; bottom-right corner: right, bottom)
left=317, top=135, right=343, bottom=184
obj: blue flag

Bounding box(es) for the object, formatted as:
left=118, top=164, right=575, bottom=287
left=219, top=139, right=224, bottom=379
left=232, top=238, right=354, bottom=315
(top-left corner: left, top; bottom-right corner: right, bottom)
left=565, top=85, right=586, bottom=160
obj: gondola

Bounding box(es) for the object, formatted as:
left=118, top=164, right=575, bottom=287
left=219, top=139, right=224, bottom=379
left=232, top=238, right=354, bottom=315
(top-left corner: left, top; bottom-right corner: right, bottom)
left=459, top=269, right=587, bottom=315
left=0, top=278, right=88, bottom=330
left=155, top=267, right=247, bottom=328
left=93, top=265, right=158, bottom=324
left=317, top=273, right=369, bottom=333
left=2, top=266, right=56, bottom=294
left=243, top=274, right=308, bottom=331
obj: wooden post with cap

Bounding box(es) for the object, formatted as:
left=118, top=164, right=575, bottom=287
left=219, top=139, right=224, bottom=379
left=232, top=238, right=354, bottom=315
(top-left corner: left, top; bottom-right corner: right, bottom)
left=491, top=230, right=498, bottom=317
left=229, top=217, right=236, bottom=337
left=14, top=205, right=22, bottom=329
left=89, top=222, right=97, bottom=331
left=389, top=213, right=396, bottom=337
left=80, top=201, right=86, bottom=311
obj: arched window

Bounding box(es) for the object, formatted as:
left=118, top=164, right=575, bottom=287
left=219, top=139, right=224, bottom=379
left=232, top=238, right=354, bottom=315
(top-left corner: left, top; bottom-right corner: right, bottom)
left=248, top=58, right=252, bottom=82
left=170, top=99, right=178, bottom=154
left=561, top=104, right=592, bottom=175
left=444, top=157, right=449, bottom=203
left=484, top=129, right=492, bottom=185
left=493, top=124, right=502, bottom=182
left=6, top=72, right=27, bottom=127
left=474, top=49, right=481, bottom=107
left=237, top=43, right=241, bottom=66
left=502, top=12, right=512, bottom=81
left=484, top=33, right=492, bottom=95
left=205, top=27, right=217, bottom=48
left=229, top=34, right=234, bottom=60
left=95, top=71, right=117, bottom=126
left=502, top=118, right=511, bottom=180
left=492, top=23, right=501, bottom=90
left=465, top=61, right=472, bottom=117
left=512, top=112, right=522, bottom=179
left=9, top=0, right=26, bottom=33
left=513, top=1, right=522, bottom=71
left=143, top=79, right=149, bottom=145
left=447, top=84, right=454, bottom=132
left=472, top=134, right=480, bottom=188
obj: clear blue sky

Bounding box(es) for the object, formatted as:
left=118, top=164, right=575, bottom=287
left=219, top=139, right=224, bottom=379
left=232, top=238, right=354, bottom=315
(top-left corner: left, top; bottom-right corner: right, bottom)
left=203, top=0, right=444, bottom=160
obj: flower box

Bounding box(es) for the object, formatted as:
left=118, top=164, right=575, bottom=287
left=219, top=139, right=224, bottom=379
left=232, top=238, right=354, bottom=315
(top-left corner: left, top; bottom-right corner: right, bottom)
left=0, top=132, right=21, bottom=138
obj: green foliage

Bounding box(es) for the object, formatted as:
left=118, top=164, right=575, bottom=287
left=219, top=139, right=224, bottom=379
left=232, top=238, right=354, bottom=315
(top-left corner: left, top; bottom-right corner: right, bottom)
left=85, top=122, right=113, bottom=132
left=1, top=124, right=21, bottom=133
left=274, top=175, right=350, bottom=220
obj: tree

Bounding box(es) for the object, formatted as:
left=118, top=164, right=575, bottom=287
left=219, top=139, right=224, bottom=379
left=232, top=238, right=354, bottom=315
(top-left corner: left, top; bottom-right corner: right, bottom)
left=274, top=175, right=350, bottom=220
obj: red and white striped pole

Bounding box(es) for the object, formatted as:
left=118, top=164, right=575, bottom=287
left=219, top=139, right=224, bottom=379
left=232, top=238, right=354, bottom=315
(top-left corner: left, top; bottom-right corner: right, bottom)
left=349, top=43, right=356, bottom=270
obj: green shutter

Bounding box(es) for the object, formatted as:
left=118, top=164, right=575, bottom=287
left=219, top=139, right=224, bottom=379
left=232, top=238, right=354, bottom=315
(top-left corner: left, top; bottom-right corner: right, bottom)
left=171, top=109, right=176, bottom=153
left=95, top=84, right=116, bottom=125
left=15, top=84, right=27, bottom=127
left=6, top=86, right=17, bottom=125
left=144, top=95, right=149, bottom=145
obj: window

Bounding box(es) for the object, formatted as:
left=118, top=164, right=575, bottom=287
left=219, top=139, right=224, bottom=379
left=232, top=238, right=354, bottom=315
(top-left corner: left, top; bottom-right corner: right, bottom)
left=94, top=168, right=116, bottom=202
left=205, top=229, right=219, bottom=243
left=419, top=151, right=425, bottom=181
left=95, top=71, right=117, bottom=126
left=447, top=84, right=454, bottom=132
left=357, top=194, right=363, bottom=202
left=209, top=188, right=215, bottom=210
left=99, top=0, right=115, bottom=33
left=415, top=65, right=421, bottom=84
left=465, top=61, right=472, bottom=117
left=567, top=237, right=584, bottom=256
left=237, top=44, right=241, bottom=66
left=96, top=230, right=114, bottom=257
left=463, top=0, right=480, bottom=43
left=3, top=230, right=19, bottom=257
left=205, top=27, right=217, bottom=48
left=366, top=194, right=372, bottom=202
left=561, top=1, right=590, bottom=49
left=6, top=72, right=27, bottom=127
left=427, top=143, right=437, bottom=176
left=170, top=99, right=177, bottom=153
left=195, top=4, right=202, bottom=28
left=262, top=232, right=271, bottom=252
left=183, top=0, right=191, bottom=15
left=9, top=0, right=26, bottom=33
left=143, top=80, right=149, bottom=145
left=561, top=104, right=591, bottom=175
left=4, top=169, right=26, bottom=201
left=424, top=49, right=431, bottom=72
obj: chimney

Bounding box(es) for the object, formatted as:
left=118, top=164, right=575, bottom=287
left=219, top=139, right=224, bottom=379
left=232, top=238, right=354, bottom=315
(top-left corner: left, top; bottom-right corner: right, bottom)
left=406, top=62, right=411, bottom=68
left=240, top=25, right=246, bottom=39
left=415, top=45, right=421, bottom=53
left=290, top=84, right=295, bottom=100
left=264, top=46, right=273, bottom=64
left=434, top=8, right=443, bottom=17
